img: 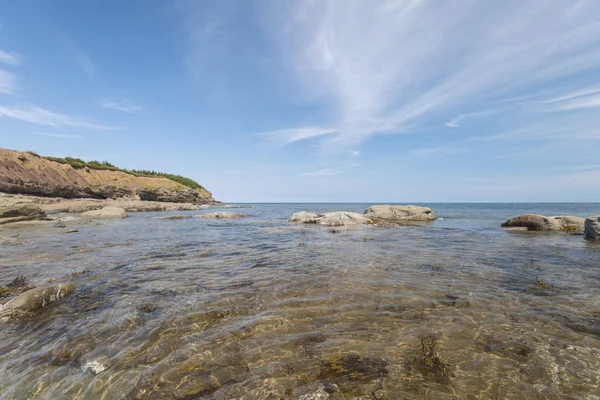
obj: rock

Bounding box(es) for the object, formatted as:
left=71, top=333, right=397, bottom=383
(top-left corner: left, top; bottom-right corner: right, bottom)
left=158, top=215, right=191, bottom=220
left=585, top=216, right=600, bottom=239
left=0, top=283, right=77, bottom=321
left=289, top=211, right=371, bottom=226
left=81, top=206, right=127, bottom=220
left=0, top=196, right=48, bottom=225
left=501, top=214, right=585, bottom=232
left=363, top=205, right=435, bottom=226
left=83, top=356, right=110, bottom=375
left=194, top=212, right=247, bottom=219
left=289, top=212, right=320, bottom=223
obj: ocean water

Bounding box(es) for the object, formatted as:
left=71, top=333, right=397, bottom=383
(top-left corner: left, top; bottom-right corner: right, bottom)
left=0, top=203, right=599, bottom=399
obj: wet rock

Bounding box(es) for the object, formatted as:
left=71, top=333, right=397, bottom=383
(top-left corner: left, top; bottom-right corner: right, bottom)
left=501, top=214, right=585, bottom=232
left=0, top=196, right=48, bottom=225
left=585, top=216, right=600, bottom=239
left=289, top=211, right=371, bottom=226
left=83, top=356, right=110, bottom=375
left=194, top=212, right=247, bottom=219
left=0, top=282, right=76, bottom=320
left=363, top=205, right=435, bottom=226
left=158, top=215, right=191, bottom=220
left=81, top=206, right=127, bottom=220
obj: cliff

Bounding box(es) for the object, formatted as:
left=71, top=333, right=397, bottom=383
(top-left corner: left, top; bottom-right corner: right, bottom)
left=0, top=149, right=215, bottom=204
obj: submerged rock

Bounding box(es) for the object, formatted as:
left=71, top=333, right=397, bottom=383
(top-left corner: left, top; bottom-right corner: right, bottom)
left=0, top=282, right=77, bottom=321
left=194, top=212, right=247, bottom=219
left=501, top=214, right=585, bottom=232
left=585, top=216, right=600, bottom=239
left=158, top=215, right=191, bottom=220
left=364, top=205, right=435, bottom=226
left=81, top=206, right=127, bottom=220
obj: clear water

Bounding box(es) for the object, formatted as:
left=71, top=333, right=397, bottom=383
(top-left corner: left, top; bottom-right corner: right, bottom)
left=0, top=203, right=599, bottom=399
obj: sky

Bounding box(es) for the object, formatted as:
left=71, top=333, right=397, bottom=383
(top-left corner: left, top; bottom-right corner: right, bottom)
left=1, top=0, right=600, bottom=202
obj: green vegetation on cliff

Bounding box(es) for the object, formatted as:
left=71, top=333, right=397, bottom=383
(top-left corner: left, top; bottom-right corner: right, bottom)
left=33, top=153, right=205, bottom=191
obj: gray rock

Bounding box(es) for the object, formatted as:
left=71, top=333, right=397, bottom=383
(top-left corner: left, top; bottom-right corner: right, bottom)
left=364, top=205, right=435, bottom=226
left=0, top=197, right=47, bottom=225
left=585, top=216, right=600, bottom=239
left=289, top=211, right=371, bottom=226
left=502, top=214, right=585, bottom=232
left=289, top=212, right=320, bottom=223
left=81, top=206, right=127, bottom=220
left=194, top=212, right=247, bottom=219
left=0, top=283, right=77, bottom=321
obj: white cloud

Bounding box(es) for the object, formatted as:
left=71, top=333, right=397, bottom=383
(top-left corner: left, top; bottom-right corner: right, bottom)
left=74, top=52, right=96, bottom=78
left=262, top=127, right=337, bottom=145
left=299, top=163, right=360, bottom=177
left=0, top=50, right=20, bottom=66
left=100, top=98, right=142, bottom=112
left=260, top=0, right=600, bottom=150
left=0, top=70, right=17, bottom=94
left=35, top=132, right=82, bottom=139
left=0, top=105, right=122, bottom=130
left=411, top=146, right=467, bottom=157
left=445, top=111, right=496, bottom=128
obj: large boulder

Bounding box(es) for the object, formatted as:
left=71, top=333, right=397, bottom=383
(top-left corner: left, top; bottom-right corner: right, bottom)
left=194, top=212, right=247, bottom=219
left=501, top=214, right=585, bottom=232
left=289, top=211, right=371, bottom=226
left=81, top=206, right=127, bottom=219
left=0, top=196, right=47, bottom=224
left=0, top=283, right=77, bottom=321
left=363, top=205, right=435, bottom=226
left=585, top=216, right=600, bottom=239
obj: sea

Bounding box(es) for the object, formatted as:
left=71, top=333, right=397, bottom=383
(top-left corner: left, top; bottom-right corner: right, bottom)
left=0, top=203, right=599, bottom=399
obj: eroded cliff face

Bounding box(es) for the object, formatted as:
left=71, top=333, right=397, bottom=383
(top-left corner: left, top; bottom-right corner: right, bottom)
left=0, top=149, right=215, bottom=204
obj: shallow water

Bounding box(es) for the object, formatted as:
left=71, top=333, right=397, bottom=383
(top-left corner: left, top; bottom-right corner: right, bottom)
left=1, top=203, right=599, bottom=399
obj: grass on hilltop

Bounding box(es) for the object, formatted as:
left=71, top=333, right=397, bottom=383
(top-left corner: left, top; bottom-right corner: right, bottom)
left=31, top=153, right=205, bottom=191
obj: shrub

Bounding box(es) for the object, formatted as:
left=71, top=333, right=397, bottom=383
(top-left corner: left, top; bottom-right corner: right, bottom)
left=41, top=155, right=205, bottom=190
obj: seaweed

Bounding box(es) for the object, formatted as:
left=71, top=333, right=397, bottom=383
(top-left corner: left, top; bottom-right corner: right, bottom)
left=410, top=335, right=455, bottom=384
left=7, top=275, right=27, bottom=288
left=318, top=353, right=388, bottom=383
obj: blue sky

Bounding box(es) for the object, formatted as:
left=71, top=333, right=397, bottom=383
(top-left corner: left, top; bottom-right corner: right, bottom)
left=1, top=0, right=600, bottom=202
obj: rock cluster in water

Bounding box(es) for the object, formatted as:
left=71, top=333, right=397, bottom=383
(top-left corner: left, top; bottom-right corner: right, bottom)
left=585, top=216, right=600, bottom=239
left=194, top=212, right=247, bottom=219
left=289, top=205, right=435, bottom=227
left=501, top=214, right=586, bottom=233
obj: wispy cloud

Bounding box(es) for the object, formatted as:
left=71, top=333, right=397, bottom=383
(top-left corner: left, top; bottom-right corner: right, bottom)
left=0, top=70, right=17, bottom=94
left=73, top=52, right=95, bottom=78
left=0, top=50, right=20, bottom=66
left=299, top=163, right=360, bottom=177
left=35, top=132, right=82, bottom=139
left=445, top=111, right=496, bottom=128
left=100, top=98, right=142, bottom=112
left=259, top=0, right=600, bottom=150
left=411, top=146, right=467, bottom=157
left=0, top=49, right=20, bottom=94
left=0, top=105, right=122, bottom=130
left=263, top=127, right=337, bottom=145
